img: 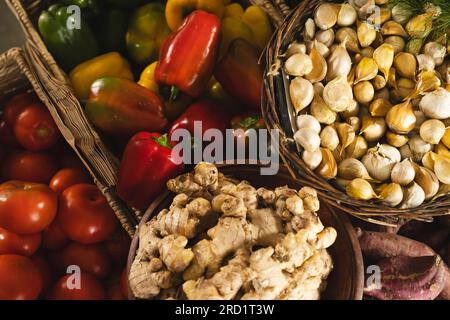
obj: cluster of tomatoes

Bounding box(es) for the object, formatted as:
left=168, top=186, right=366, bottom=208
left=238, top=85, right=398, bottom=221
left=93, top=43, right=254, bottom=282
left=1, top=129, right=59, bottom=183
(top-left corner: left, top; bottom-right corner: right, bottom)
left=0, top=92, right=129, bottom=300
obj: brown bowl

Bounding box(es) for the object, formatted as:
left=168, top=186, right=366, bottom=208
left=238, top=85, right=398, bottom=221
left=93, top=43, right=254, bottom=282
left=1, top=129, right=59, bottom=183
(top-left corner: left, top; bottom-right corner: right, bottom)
left=127, top=163, right=364, bottom=300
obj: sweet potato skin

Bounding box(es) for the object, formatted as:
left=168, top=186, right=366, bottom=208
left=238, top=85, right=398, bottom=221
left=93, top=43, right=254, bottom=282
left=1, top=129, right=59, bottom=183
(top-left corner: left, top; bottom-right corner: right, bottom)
left=357, top=229, right=450, bottom=300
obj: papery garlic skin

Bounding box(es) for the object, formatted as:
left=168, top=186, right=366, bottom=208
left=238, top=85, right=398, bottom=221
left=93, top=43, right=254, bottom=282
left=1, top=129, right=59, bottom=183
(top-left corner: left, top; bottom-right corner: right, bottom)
left=320, top=125, right=340, bottom=151
left=286, top=42, right=307, bottom=58
left=338, top=158, right=371, bottom=180
left=408, top=135, right=432, bottom=162
left=400, top=182, right=425, bottom=209
left=434, top=155, right=450, bottom=185
left=296, top=115, right=321, bottom=135
left=346, top=178, right=377, bottom=200
left=423, top=42, right=446, bottom=67
left=323, top=76, right=354, bottom=112
left=391, top=159, right=415, bottom=186
left=378, top=183, right=404, bottom=207
left=417, top=54, right=435, bottom=72
left=314, top=3, right=339, bottom=30
left=362, top=144, right=400, bottom=181
left=290, top=77, right=314, bottom=113
left=414, top=164, right=439, bottom=200
left=338, top=3, right=357, bottom=27
left=302, top=148, right=323, bottom=170
left=419, top=88, right=450, bottom=120
left=285, top=53, right=313, bottom=77
left=294, top=128, right=321, bottom=152
left=419, top=119, right=445, bottom=145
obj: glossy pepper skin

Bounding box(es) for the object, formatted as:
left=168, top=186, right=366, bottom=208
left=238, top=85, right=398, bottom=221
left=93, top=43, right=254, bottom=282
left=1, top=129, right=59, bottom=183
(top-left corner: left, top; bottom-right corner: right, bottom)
left=215, top=39, right=263, bottom=110
left=169, top=100, right=232, bottom=144
left=60, top=0, right=99, bottom=20
left=165, top=0, right=225, bottom=31
left=156, top=10, right=221, bottom=98
left=69, top=52, right=133, bottom=100
left=38, top=4, right=99, bottom=71
left=126, top=3, right=171, bottom=66
left=220, top=4, right=272, bottom=57
left=85, top=77, right=168, bottom=136
left=117, top=133, right=184, bottom=211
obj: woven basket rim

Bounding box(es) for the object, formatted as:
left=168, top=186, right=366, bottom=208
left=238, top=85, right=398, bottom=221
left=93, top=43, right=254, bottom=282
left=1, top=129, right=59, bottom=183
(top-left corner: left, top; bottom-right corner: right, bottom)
left=261, top=0, right=450, bottom=225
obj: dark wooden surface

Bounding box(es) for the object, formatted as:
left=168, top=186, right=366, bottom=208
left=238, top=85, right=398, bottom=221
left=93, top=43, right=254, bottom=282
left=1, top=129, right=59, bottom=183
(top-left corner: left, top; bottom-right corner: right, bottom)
left=127, top=164, right=364, bottom=300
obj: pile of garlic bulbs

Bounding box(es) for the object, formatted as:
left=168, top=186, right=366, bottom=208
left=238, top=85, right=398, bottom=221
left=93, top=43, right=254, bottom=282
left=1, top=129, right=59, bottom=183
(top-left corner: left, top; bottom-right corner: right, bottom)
left=285, top=0, right=450, bottom=209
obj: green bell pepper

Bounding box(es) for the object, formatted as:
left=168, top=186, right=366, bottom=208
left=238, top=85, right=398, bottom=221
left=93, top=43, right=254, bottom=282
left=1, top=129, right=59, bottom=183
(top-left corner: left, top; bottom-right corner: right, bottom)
left=94, top=8, right=129, bottom=53
left=38, top=4, right=99, bottom=71
left=126, top=3, right=171, bottom=66
left=59, top=0, right=100, bottom=20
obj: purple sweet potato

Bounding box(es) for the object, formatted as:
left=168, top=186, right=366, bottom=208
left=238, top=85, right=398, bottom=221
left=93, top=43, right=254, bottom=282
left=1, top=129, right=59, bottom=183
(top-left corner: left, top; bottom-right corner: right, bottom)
left=364, top=255, right=445, bottom=300
left=356, top=229, right=450, bottom=300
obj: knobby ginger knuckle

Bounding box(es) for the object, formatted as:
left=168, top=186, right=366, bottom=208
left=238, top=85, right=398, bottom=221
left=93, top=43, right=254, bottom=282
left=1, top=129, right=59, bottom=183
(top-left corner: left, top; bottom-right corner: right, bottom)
left=130, top=163, right=337, bottom=300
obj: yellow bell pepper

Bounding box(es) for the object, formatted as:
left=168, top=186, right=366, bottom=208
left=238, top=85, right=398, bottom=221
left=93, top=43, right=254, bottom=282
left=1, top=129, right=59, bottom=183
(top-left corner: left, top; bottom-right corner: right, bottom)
left=220, top=4, right=272, bottom=57
left=138, top=61, right=159, bottom=93
left=69, top=52, right=133, bottom=100
left=165, top=0, right=226, bottom=30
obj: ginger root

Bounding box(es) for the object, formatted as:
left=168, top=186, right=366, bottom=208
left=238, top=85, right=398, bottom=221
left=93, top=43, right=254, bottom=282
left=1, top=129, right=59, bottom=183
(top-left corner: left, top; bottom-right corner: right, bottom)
left=130, top=162, right=337, bottom=300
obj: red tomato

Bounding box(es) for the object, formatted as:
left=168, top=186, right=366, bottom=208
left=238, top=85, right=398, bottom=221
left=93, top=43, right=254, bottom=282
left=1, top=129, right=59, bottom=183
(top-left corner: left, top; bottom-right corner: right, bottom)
left=0, top=119, right=20, bottom=147
left=2, top=151, right=58, bottom=184
left=4, top=92, right=38, bottom=125
left=31, top=255, right=53, bottom=295
left=48, top=273, right=106, bottom=300
left=0, top=254, right=43, bottom=300
left=107, top=282, right=127, bottom=300
left=61, top=242, right=111, bottom=279
left=120, top=268, right=128, bottom=298
left=0, top=181, right=58, bottom=234
left=14, top=103, right=60, bottom=151
left=42, top=220, right=69, bottom=250
left=104, top=229, right=131, bottom=266
left=58, top=184, right=118, bottom=244
left=49, top=168, right=91, bottom=194
left=0, top=227, right=41, bottom=256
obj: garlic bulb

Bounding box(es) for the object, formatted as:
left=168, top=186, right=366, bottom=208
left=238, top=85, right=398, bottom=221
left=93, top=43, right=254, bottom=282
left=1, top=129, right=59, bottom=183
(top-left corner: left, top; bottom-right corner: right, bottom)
left=408, top=135, right=432, bottom=162
left=326, top=40, right=352, bottom=81
left=316, top=148, right=337, bottom=179
left=323, top=76, right=354, bottom=112
left=419, top=119, right=445, bottom=145
left=346, top=136, right=368, bottom=159
left=296, top=114, right=321, bottom=134
left=422, top=151, right=435, bottom=171
left=373, top=44, right=394, bottom=80
left=290, top=77, right=314, bottom=113
left=314, top=3, right=339, bottom=30
left=400, top=143, right=412, bottom=160
left=285, top=53, right=313, bottom=77
left=361, top=116, right=386, bottom=142
left=362, top=144, right=401, bottom=181
left=369, top=98, right=392, bottom=117
left=400, top=182, right=425, bottom=209
left=347, top=116, right=361, bottom=133
left=384, top=36, right=405, bottom=54
left=386, top=100, right=416, bottom=134
left=341, top=99, right=360, bottom=118
left=391, top=159, right=415, bottom=186
left=315, top=29, right=335, bottom=47
left=306, top=42, right=328, bottom=83
left=442, top=128, right=450, bottom=149
left=294, top=128, right=321, bottom=152
left=304, top=18, right=316, bottom=41
left=434, top=155, right=450, bottom=184
left=372, top=75, right=387, bottom=90
left=354, top=81, right=374, bottom=104
left=374, top=87, right=390, bottom=100
left=310, top=41, right=330, bottom=58
left=381, top=21, right=408, bottom=37
left=336, top=27, right=360, bottom=53
left=338, top=3, right=357, bottom=26
left=413, top=110, right=426, bottom=131
left=346, top=178, right=377, bottom=200
left=413, top=164, right=439, bottom=200
left=313, top=82, right=325, bottom=96
left=419, top=88, right=450, bottom=120
left=394, top=52, right=417, bottom=79
left=378, top=183, right=404, bottom=207
left=357, top=21, right=376, bottom=47
left=338, top=158, right=371, bottom=180
left=286, top=42, right=307, bottom=58
left=417, top=54, right=435, bottom=71
left=302, top=148, right=323, bottom=170
left=386, top=131, right=409, bottom=148
left=436, top=143, right=450, bottom=158
left=311, top=93, right=337, bottom=125
left=320, top=125, right=339, bottom=151
left=336, top=123, right=356, bottom=153
left=392, top=4, right=412, bottom=24
left=423, top=42, right=446, bottom=66
left=355, top=57, right=378, bottom=83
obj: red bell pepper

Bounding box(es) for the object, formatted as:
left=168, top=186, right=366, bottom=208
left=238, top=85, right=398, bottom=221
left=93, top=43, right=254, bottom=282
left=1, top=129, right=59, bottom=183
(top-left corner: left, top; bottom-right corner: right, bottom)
left=117, top=132, right=184, bottom=211
left=169, top=100, right=232, bottom=144
left=215, top=38, right=263, bottom=110
left=155, top=10, right=221, bottom=98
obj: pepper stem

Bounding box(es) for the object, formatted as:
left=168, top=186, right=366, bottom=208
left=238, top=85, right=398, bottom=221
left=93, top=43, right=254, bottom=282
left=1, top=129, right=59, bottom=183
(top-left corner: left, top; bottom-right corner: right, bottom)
left=152, top=134, right=172, bottom=149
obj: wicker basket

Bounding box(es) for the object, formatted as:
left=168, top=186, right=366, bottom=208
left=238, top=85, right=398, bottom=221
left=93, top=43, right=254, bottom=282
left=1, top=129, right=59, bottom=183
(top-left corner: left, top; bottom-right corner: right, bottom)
left=262, top=0, right=450, bottom=226
left=0, top=45, right=139, bottom=235
left=5, top=0, right=296, bottom=232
